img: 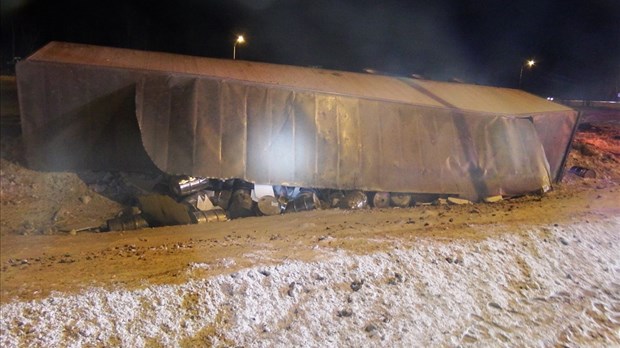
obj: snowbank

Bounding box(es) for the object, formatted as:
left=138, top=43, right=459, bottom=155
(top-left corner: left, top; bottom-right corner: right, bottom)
left=2, top=218, right=619, bottom=347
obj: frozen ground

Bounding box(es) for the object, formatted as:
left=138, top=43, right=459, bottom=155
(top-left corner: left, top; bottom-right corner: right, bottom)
left=2, top=218, right=619, bottom=347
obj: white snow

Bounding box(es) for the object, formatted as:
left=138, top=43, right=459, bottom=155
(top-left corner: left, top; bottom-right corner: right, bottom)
left=1, top=218, right=619, bottom=347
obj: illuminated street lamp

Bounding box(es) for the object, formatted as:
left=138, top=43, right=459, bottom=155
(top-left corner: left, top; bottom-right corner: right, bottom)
left=519, top=59, right=535, bottom=88
left=233, top=35, right=245, bottom=60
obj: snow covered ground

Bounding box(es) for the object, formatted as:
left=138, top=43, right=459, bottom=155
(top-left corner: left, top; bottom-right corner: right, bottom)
left=2, top=217, right=619, bottom=347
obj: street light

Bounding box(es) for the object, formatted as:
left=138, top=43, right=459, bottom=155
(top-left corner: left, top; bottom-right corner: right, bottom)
left=519, top=59, right=535, bottom=88
left=233, top=35, right=245, bottom=60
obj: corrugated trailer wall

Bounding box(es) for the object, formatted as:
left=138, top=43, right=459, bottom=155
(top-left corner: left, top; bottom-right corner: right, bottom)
left=135, top=75, right=552, bottom=200
left=16, top=42, right=578, bottom=201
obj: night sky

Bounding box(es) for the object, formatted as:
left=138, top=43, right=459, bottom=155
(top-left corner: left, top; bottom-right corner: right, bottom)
left=2, top=0, right=619, bottom=99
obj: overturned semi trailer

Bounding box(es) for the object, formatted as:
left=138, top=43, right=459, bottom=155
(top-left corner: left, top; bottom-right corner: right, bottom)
left=16, top=42, right=579, bottom=201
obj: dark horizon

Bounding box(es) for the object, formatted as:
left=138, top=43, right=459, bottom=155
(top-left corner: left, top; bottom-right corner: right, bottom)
left=2, top=0, right=619, bottom=100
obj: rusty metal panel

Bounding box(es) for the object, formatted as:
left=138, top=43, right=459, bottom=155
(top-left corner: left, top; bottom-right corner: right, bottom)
left=292, top=92, right=317, bottom=185
left=357, top=101, right=382, bottom=189
left=377, top=104, right=405, bottom=188
left=465, top=114, right=551, bottom=197
left=315, top=96, right=340, bottom=186
left=193, top=79, right=224, bottom=177
left=134, top=76, right=170, bottom=169
left=220, top=82, right=247, bottom=179
left=335, top=97, right=362, bottom=188
left=164, top=77, right=196, bottom=172
left=266, top=89, right=296, bottom=184
left=16, top=41, right=579, bottom=201
left=245, top=85, right=272, bottom=184
left=530, top=112, right=580, bottom=181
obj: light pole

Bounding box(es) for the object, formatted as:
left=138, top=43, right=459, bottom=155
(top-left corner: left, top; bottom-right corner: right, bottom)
left=233, top=35, right=245, bottom=60
left=519, top=59, right=535, bottom=88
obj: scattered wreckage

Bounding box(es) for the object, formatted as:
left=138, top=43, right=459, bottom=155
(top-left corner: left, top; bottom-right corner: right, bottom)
left=105, top=175, right=482, bottom=232
left=102, top=163, right=598, bottom=232
left=15, top=42, right=581, bottom=231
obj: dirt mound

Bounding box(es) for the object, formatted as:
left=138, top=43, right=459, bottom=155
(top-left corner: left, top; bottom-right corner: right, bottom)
left=562, top=113, right=620, bottom=187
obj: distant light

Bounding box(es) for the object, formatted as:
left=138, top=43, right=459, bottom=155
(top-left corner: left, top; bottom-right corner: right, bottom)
left=547, top=97, right=554, bottom=100
left=519, top=58, right=536, bottom=88
left=233, top=35, right=246, bottom=60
